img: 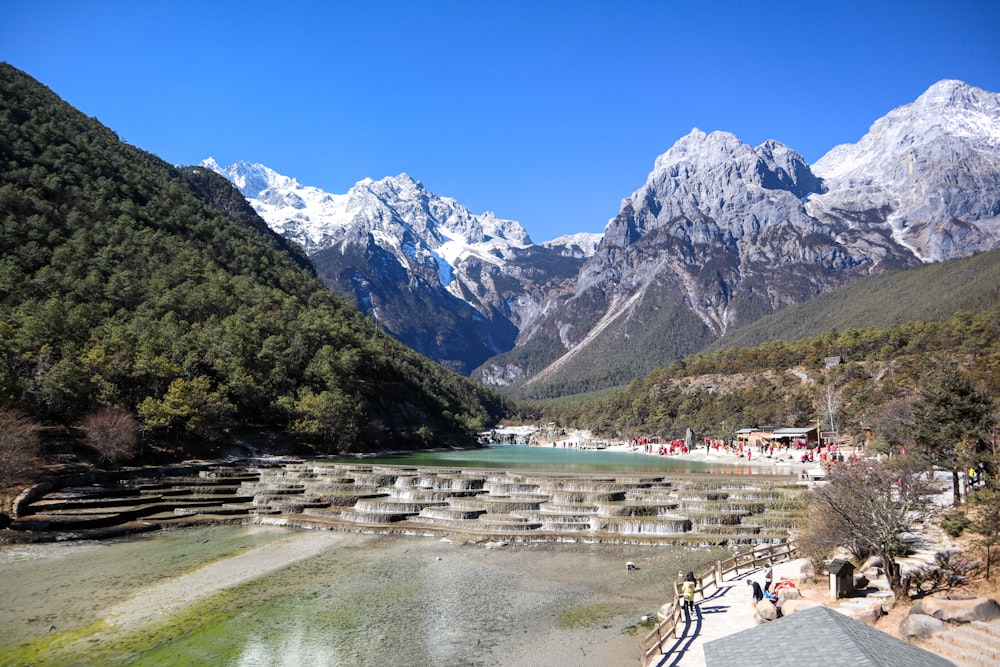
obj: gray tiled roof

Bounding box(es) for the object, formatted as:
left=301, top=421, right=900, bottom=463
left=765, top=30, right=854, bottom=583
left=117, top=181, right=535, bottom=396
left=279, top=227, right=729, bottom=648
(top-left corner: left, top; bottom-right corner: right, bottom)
left=703, top=605, right=954, bottom=667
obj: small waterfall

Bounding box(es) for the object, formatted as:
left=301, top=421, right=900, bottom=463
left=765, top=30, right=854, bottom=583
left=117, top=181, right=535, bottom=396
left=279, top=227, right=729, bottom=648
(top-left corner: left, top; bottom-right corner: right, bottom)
left=10, top=461, right=804, bottom=545
left=592, top=515, right=692, bottom=535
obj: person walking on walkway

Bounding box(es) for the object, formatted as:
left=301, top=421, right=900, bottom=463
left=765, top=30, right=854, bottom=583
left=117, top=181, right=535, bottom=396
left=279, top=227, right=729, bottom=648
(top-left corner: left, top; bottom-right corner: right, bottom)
left=680, top=571, right=697, bottom=618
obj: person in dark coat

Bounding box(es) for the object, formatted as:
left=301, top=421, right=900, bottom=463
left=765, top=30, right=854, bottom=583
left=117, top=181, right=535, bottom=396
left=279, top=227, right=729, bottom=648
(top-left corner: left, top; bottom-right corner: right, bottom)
left=747, top=579, right=764, bottom=604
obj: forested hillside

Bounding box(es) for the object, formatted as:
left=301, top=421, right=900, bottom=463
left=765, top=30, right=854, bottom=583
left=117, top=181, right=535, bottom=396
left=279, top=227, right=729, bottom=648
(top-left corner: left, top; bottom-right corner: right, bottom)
left=0, top=63, right=511, bottom=455
left=709, top=248, right=1000, bottom=352
left=543, top=306, right=1000, bottom=446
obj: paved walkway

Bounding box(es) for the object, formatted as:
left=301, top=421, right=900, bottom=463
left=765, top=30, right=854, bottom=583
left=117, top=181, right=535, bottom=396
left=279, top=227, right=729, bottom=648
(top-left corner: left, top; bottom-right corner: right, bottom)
left=651, top=559, right=812, bottom=667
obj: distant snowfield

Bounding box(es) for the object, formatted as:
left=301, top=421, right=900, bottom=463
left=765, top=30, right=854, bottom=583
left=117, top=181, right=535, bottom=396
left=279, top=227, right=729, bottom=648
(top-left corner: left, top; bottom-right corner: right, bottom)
left=203, top=158, right=602, bottom=290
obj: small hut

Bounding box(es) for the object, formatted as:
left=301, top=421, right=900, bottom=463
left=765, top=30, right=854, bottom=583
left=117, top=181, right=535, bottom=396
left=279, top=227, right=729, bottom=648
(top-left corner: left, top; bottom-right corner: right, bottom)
left=828, top=559, right=856, bottom=600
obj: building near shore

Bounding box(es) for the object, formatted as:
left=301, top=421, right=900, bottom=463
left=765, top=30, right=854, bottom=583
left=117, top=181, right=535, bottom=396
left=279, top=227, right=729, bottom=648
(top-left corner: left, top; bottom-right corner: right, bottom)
left=735, top=426, right=818, bottom=449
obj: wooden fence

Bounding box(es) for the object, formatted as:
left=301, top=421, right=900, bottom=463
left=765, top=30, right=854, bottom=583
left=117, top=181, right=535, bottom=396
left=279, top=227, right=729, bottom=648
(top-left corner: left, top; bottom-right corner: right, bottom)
left=639, top=541, right=799, bottom=667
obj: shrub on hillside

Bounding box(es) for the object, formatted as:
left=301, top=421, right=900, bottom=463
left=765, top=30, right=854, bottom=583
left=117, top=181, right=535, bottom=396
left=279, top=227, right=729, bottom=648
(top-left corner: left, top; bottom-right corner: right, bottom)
left=80, top=407, right=139, bottom=465
left=0, top=408, right=42, bottom=512
left=941, top=510, right=972, bottom=538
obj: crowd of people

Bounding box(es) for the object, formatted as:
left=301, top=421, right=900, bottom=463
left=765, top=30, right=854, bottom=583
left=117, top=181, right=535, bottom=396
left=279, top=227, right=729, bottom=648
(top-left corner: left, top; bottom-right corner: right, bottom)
left=626, top=433, right=857, bottom=466
left=629, top=436, right=692, bottom=456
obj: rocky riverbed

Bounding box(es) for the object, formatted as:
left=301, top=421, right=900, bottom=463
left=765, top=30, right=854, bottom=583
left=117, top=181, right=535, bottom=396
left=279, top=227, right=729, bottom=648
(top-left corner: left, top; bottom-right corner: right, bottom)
left=0, top=524, right=733, bottom=666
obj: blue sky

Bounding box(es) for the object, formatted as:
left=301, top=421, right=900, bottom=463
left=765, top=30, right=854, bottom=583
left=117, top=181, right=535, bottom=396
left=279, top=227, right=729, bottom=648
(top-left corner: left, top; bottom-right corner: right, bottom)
left=2, top=1, right=998, bottom=242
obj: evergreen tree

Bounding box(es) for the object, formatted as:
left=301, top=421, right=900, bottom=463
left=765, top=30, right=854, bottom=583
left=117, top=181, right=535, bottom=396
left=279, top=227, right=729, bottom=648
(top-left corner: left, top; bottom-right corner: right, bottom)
left=905, top=370, right=995, bottom=505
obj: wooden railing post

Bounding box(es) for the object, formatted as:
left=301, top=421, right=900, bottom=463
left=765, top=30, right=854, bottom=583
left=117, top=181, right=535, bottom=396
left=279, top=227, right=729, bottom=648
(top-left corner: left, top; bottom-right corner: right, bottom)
left=640, top=541, right=798, bottom=665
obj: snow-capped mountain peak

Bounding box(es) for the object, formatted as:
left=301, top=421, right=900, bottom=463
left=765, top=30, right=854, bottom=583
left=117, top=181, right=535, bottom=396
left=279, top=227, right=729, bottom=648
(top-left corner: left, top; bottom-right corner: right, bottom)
left=203, top=78, right=1000, bottom=389
left=202, top=158, right=298, bottom=198
left=205, top=159, right=576, bottom=374
left=541, top=232, right=603, bottom=258
left=808, top=80, right=1000, bottom=262
left=203, top=160, right=534, bottom=258
left=813, top=80, right=1000, bottom=182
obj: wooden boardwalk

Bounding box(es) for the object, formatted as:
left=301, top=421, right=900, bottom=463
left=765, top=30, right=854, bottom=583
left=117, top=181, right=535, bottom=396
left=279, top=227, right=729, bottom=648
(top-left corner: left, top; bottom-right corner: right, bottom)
left=641, top=542, right=805, bottom=666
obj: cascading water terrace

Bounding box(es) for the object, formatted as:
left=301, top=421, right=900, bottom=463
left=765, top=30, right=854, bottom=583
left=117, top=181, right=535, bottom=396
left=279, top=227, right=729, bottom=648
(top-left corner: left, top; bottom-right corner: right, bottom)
left=8, top=462, right=805, bottom=546
left=246, top=463, right=804, bottom=545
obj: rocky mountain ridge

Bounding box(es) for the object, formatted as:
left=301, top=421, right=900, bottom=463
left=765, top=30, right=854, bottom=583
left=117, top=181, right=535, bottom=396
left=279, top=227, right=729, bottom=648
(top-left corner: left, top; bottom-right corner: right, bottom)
left=477, top=79, right=1000, bottom=395
left=207, top=79, right=1000, bottom=395
left=204, top=159, right=598, bottom=374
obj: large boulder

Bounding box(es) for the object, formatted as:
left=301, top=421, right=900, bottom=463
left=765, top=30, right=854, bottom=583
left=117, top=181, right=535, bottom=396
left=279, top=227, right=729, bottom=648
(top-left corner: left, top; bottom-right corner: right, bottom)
left=867, top=590, right=897, bottom=613
left=839, top=599, right=884, bottom=626
left=754, top=600, right=778, bottom=623
left=780, top=599, right=823, bottom=616
left=898, top=613, right=948, bottom=640
left=860, top=555, right=883, bottom=573
left=909, top=597, right=1000, bottom=623
left=776, top=585, right=802, bottom=609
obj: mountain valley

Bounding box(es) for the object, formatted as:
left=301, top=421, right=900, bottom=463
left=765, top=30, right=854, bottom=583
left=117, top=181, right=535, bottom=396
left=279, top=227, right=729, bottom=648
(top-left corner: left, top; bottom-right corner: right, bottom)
left=208, top=80, right=1000, bottom=397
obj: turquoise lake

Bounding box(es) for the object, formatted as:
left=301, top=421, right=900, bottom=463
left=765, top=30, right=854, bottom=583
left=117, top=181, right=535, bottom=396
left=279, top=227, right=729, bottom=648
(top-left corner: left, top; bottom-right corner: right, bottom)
left=328, top=443, right=763, bottom=475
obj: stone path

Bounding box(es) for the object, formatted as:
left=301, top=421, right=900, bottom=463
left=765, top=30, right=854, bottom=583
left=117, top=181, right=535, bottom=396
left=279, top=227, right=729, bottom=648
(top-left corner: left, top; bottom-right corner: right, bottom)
left=650, top=559, right=812, bottom=666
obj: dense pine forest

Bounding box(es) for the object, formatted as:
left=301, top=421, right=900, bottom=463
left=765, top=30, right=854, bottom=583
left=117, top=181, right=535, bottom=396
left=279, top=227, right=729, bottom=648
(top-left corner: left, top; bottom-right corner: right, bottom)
left=2, top=60, right=998, bottom=487
left=0, top=63, right=513, bottom=462
left=541, top=305, right=1000, bottom=450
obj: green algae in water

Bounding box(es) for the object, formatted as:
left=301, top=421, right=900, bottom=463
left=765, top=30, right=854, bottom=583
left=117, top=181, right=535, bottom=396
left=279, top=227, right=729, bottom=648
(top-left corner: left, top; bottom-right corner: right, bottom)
left=0, top=524, right=299, bottom=652
left=0, top=530, right=731, bottom=666
left=557, top=603, right=627, bottom=629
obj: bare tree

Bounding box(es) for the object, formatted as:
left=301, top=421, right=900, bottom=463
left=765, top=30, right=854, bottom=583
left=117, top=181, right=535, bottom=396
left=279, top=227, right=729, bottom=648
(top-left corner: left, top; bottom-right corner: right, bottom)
left=818, top=384, right=841, bottom=434
left=799, top=457, right=933, bottom=600
left=0, top=408, right=42, bottom=515
left=867, top=395, right=915, bottom=454
left=80, top=407, right=140, bottom=465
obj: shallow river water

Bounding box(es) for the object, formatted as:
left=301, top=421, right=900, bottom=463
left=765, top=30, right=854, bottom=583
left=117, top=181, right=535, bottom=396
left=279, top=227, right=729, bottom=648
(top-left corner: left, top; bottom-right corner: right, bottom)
left=0, top=446, right=746, bottom=666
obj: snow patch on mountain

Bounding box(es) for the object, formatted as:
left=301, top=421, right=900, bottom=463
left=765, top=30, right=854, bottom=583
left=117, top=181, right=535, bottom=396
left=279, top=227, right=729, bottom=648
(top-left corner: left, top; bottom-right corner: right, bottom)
left=812, top=80, right=1000, bottom=183
left=204, top=160, right=532, bottom=257
left=428, top=246, right=454, bottom=286
left=808, top=79, right=1000, bottom=263
left=541, top=232, right=603, bottom=257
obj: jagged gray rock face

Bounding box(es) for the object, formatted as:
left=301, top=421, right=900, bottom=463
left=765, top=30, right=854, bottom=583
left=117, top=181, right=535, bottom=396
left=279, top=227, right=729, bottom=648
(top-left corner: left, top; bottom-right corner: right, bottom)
left=203, top=160, right=594, bottom=375
left=582, top=129, right=859, bottom=333
left=809, top=80, right=1000, bottom=263
left=479, top=130, right=883, bottom=390
left=481, top=81, right=1000, bottom=393
left=208, top=80, right=1000, bottom=390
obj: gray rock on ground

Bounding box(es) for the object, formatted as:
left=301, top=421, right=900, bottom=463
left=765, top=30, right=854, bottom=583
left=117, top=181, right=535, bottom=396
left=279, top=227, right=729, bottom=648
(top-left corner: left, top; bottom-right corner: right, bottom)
left=839, top=599, right=884, bottom=625
left=780, top=599, right=823, bottom=616
left=860, top=555, right=883, bottom=572
left=867, top=590, right=897, bottom=613
left=754, top=600, right=778, bottom=623
left=909, top=597, right=1000, bottom=623
left=776, top=585, right=802, bottom=609
left=899, top=612, right=948, bottom=639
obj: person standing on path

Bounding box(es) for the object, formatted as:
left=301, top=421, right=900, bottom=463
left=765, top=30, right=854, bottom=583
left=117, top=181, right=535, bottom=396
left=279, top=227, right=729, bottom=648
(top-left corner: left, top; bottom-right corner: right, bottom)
left=680, top=571, right=697, bottom=618
left=764, top=567, right=773, bottom=593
